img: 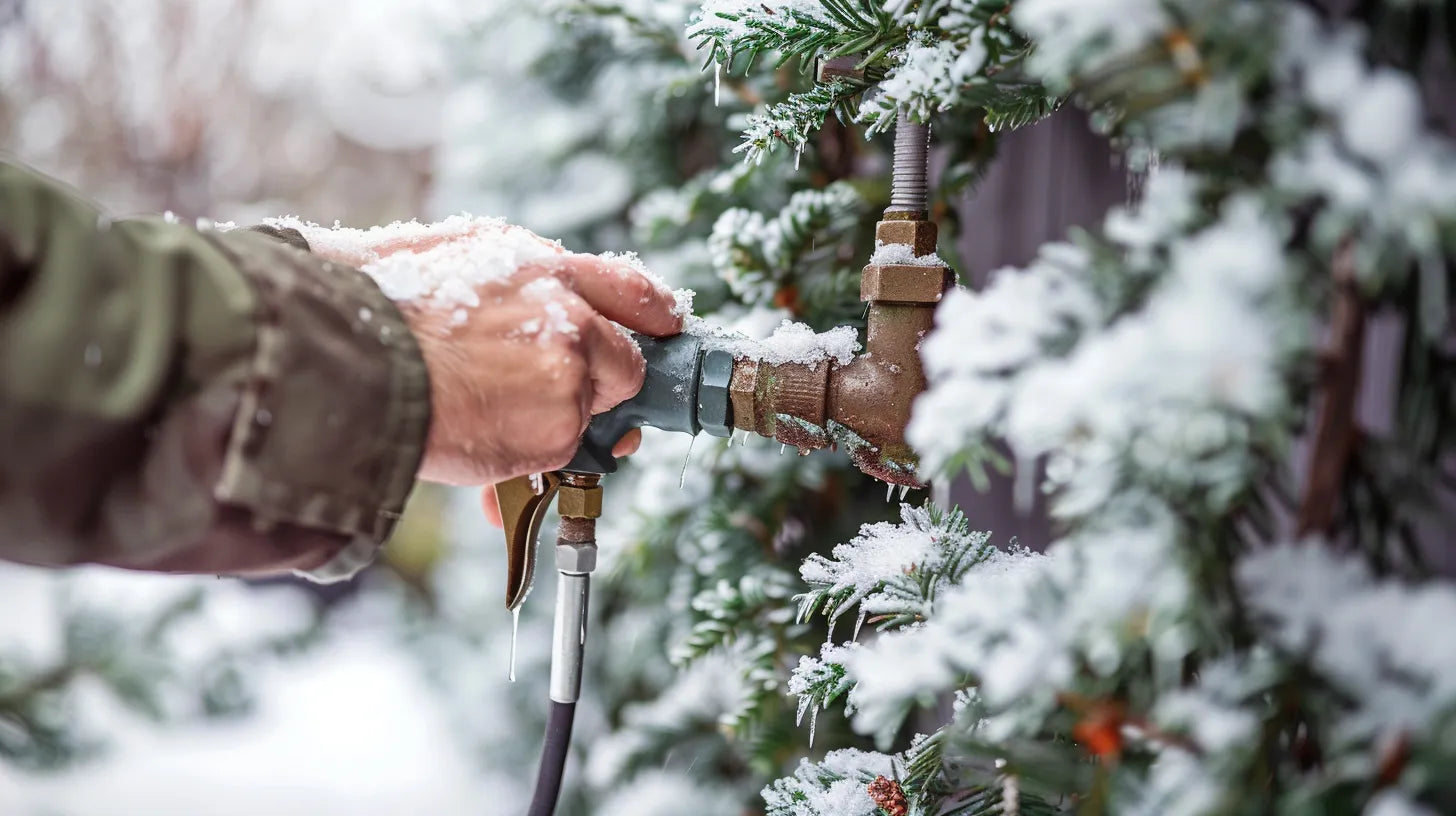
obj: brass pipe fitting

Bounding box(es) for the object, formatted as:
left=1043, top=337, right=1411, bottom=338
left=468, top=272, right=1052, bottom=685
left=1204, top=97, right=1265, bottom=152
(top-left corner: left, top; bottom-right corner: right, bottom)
left=730, top=217, right=953, bottom=486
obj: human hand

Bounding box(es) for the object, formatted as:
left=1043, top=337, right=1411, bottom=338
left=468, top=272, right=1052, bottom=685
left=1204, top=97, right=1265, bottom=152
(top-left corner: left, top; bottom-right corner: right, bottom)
left=304, top=218, right=682, bottom=489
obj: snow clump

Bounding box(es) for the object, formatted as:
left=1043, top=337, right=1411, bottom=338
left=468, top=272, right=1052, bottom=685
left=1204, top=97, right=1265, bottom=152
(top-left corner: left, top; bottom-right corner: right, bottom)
left=867, top=240, right=948, bottom=267
left=686, top=316, right=860, bottom=368
left=266, top=214, right=564, bottom=310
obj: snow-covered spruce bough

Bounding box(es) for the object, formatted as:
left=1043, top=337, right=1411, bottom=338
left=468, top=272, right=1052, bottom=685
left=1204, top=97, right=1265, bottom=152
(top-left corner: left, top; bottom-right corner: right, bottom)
left=692, top=0, right=1456, bottom=814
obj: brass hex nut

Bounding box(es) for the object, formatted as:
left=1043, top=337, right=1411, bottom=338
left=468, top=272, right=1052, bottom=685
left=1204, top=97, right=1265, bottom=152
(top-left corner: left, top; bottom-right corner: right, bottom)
left=729, top=359, right=761, bottom=433
left=861, top=264, right=955, bottom=304
left=557, top=484, right=603, bottom=519
left=875, top=219, right=939, bottom=257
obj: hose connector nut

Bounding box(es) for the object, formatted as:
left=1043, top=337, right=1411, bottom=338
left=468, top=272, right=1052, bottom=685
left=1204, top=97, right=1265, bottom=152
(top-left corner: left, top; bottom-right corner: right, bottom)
left=556, top=541, right=598, bottom=574
left=697, top=349, right=734, bottom=438
left=557, top=484, right=602, bottom=519
left=875, top=219, right=938, bottom=256
left=861, top=264, right=955, bottom=304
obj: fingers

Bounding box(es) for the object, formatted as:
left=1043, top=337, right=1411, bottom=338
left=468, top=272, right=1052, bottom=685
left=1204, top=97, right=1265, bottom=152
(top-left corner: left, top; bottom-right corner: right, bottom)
left=581, top=315, right=647, bottom=414
left=612, top=428, right=642, bottom=457
left=545, top=254, right=683, bottom=337
left=481, top=486, right=503, bottom=528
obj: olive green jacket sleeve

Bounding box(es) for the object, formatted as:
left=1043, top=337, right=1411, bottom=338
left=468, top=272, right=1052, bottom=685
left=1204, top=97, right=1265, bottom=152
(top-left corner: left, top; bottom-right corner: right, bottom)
left=0, top=158, right=431, bottom=581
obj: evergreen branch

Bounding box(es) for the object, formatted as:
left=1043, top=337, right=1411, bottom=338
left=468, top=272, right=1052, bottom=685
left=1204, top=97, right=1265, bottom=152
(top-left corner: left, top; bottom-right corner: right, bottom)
left=796, top=503, right=998, bottom=630
left=709, top=180, right=865, bottom=307
left=672, top=570, right=798, bottom=667
left=982, top=90, right=1063, bottom=132
left=719, top=636, right=784, bottom=734
left=788, top=642, right=857, bottom=716
left=690, top=0, right=902, bottom=70
left=735, top=80, right=859, bottom=164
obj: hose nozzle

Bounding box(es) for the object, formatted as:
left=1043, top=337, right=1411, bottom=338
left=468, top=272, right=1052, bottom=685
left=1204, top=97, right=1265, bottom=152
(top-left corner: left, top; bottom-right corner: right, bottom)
left=549, top=474, right=600, bottom=705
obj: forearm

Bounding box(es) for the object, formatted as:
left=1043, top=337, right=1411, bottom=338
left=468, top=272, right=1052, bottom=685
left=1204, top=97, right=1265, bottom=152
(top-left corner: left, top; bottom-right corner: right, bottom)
left=0, top=159, right=430, bottom=579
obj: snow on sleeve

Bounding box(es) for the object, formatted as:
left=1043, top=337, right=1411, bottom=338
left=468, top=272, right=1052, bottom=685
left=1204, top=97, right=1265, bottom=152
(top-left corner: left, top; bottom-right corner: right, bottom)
left=685, top=315, right=860, bottom=368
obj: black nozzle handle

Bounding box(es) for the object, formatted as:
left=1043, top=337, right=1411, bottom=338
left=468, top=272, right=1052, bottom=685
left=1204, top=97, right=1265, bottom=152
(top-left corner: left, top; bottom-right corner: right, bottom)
left=565, top=334, right=727, bottom=474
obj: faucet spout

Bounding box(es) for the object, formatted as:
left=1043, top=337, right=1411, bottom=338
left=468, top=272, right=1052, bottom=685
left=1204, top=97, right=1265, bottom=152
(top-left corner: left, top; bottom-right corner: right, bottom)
left=728, top=217, right=953, bottom=487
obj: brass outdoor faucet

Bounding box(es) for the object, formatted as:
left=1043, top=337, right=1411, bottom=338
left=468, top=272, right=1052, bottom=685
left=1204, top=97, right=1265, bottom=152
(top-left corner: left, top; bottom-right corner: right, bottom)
left=494, top=109, right=952, bottom=816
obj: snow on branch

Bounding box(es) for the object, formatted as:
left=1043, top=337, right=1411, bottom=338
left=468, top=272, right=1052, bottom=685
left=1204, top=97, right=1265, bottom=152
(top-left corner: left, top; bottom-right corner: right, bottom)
left=708, top=181, right=865, bottom=305
left=690, top=0, right=894, bottom=68
left=762, top=748, right=897, bottom=816
left=1239, top=543, right=1456, bottom=741
left=797, top=503, right=998, bottom=629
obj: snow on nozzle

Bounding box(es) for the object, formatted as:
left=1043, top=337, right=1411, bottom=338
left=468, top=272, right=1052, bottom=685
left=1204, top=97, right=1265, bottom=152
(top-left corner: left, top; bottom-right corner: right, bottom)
left=563, top=334, right=733, bottom=474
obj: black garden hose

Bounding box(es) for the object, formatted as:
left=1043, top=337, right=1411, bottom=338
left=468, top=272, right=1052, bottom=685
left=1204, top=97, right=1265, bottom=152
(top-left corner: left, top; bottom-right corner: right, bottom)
left=526, top=700, right=577, bottom=816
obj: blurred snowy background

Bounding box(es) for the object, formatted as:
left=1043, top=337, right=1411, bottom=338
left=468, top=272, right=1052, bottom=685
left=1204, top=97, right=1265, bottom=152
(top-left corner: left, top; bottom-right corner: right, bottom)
left=0, top=1, right=549, bottom=813
left=0, top=0, right=1209, bottom=813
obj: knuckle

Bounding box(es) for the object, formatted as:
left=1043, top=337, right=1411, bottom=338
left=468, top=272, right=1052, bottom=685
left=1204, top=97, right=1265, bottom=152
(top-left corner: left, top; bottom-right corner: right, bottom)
left=542, top=411, right=586, bottom=460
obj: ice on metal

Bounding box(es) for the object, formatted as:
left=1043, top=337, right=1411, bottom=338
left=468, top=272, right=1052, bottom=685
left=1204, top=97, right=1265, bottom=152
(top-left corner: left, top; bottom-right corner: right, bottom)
left=509, top=606, right=521, bottom=683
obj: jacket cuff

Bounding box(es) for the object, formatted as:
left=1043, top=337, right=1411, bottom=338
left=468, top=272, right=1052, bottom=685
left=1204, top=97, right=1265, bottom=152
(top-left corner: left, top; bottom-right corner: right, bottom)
left=206, top=228, right=431, bottom=581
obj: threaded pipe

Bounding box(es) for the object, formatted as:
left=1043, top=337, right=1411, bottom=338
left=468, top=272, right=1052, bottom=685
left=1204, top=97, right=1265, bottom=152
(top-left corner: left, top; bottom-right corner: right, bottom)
left=888, top=110, right=930, bottom=215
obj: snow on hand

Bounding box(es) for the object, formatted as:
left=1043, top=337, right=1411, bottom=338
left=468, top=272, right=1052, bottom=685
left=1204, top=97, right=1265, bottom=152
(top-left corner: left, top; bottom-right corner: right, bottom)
left=266, top=214, right=565, bottom=311
left=272, top=214, right=855, bottom=366
left=263, top=215, right=694, bottom=333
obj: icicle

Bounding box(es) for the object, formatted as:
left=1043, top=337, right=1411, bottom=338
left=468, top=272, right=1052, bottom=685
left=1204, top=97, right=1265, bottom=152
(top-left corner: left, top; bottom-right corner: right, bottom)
left=714, top=61, right=722, bottom=107
left=852, top=606, right=868, bottom=642
left=825, top=613, right=838, bottom=647
left=796, top=695, right=811, bottom=726
left=530, top=472, right=544, bottom=496
left=780, top=444, right=787, bottom=456
left=886, top=482, right=895, bottom=503
left=932, top=478, right=951, bottom=510
left=794, top=144, right=802, bottom=170
left=898, top=485, right=910, bottom=501
left=1002, top=772, right=1020, bottom=816
left=1013, top=453, right=1035, bottom=514
left=808, top=706, right=819, bottom=747
left=679, top=434, right=698, bottom=489
left=508, top=607, right=521, bottom=682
